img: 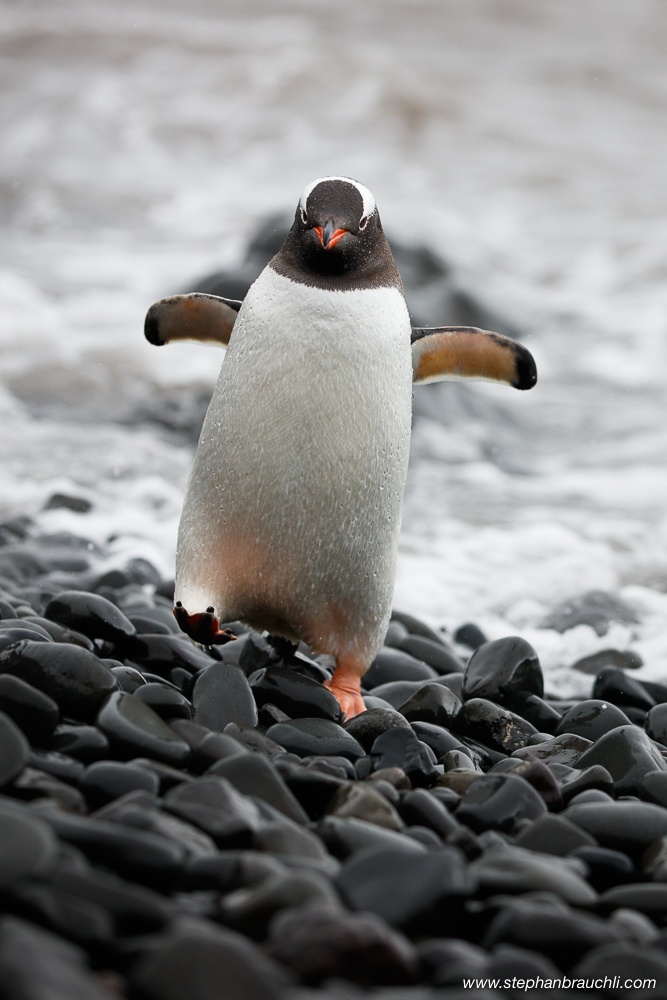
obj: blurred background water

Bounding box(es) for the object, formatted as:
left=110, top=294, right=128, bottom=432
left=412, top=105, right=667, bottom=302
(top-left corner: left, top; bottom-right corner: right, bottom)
left=2, top=0, right=667, bottom=691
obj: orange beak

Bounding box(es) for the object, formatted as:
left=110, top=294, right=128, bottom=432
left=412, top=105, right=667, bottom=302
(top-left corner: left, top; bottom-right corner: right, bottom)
left=314, top=219, right=348, bottom=249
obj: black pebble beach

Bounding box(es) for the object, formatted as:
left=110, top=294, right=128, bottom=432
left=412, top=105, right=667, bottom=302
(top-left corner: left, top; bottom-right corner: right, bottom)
left=0, top=521, right=667, bottom=998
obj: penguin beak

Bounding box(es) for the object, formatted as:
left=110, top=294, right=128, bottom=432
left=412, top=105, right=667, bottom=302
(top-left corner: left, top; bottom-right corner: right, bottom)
left=314, top=218, right=348, bottom=249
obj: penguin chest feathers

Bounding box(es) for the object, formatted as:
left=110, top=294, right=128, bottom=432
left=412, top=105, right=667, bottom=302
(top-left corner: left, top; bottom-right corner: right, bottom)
left=176, top=264, right=413, bottom=650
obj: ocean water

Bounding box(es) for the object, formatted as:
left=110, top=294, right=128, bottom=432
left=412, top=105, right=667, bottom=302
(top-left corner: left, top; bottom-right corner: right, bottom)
left=2, top=0, right=667, bottom=695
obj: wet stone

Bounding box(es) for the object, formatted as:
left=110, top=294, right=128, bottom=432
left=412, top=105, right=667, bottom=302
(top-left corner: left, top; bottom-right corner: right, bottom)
left=10, top=766, right=87, bottom=812
left=133, top=681, right=192, bottom=720
left=110, top=664, right=147, bottom=693
left=191, top=731, right=249, bottom=772
left=564, top=801, right=667, bottom=857
left=454, top=622, right=488, bottom=650
left=343, top=707, right=411, bottom=751
left=410, top=720, right=465, bottom=761
left=79, top=760, right=160, bottom=808
left=370, top=727, right=437, bottom=788
left=274, top=760, right=345, bottom=819
left=364, top=647, right=438, bottom=688
left=366, top=766, right=411, bottom=789
left=318, top=815, right=426, bottom=859
left=559, top=763, right=614, bottom=802
left=32, top=804, right=187, bottom=887
left=130, top=920, right=292, bottom=1000
left=456, top=773, right=547, bottom=834
left=592, top=666, right=655, bottom=711
left=267, top=902, right=418, bottom=986
left=130, top=614, right=173, bottom=635
left=192, top=663, right=258, bottom=731
left=257, top=702, right=290, bottom=728
left=454, top=698, right=537, bottom=755
left=6, top=878, right=114, bottom=945
left=325, top=781, right=404, bottom=830
left=163, top=776, right=263, bottom=848
left=573, top=941, right=667, bottom=991
left=489, top=758, right=563, bottom=810
left=0, top=801, right=58, bottom=885
left=130, top=757, right=195, bottom=794
left=221, top=870, right=339, bottom=938
left=397, top=788, right=459, bottom=839
left=29, top=750, right=84, bottom=784
left=0, top=626, right=52, bottom=654
left=514, top=813, right=597, bottom=855
left=0, top=673, right=59, bottom=744
left=554, top=699, right=632, bottom=741
left=266, top=719, right=364, bottom=762
left=568, top=844, right=635, bottom=892
left=396, top=635, right=463, bottom=674
left=0, top=710, right=30, bottom=786
left=398, top=682, right=461, bottom=729
left=368, top=679, right=441, bottom=708
left=0, top=916, right=120, bottom=1000
left=471, top=844, right=597, bottom=905
left=572, top=648, right=644, bottom=674
left=573, top=724, right=667, bottom=796
left=22, top=616, right=96, bottom=651
left=504, top=692, right=561, bottom=734
left=462, top=636, right=543, bottom=706
left=511, top=732, right=592, bottom=767
left=597, top=884, right=667, bottom=922
left=95, top=789, right=218, bottom=858
left=208, top=751, right=309, bottom=825
left=645, top=704, right=667, bottom=745
left=383, top=620, right=409, bottom=646
left=639, top=769, right=667, bottom=807
left=390, top=610, right=445, bottom=644
left=250, top=665, right=342, bottom=723
left=0, top=640, right=118, bottom=723
left=52, top=724, right=109, bottom=763
left=540, top=589, right=639, bottom=635
left=127, top=633, right=213, bottom=676
left=336, top=845, right=473, bottom=934
left=483, top=900, right=622, bottom=968
left=44, top=590, right=136, bottom=646
left=97, top=691, right=191, bottom=766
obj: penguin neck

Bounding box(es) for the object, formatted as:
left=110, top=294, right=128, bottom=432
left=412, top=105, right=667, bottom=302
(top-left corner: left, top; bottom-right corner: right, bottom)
left=269, top=227, right=404, bottom=294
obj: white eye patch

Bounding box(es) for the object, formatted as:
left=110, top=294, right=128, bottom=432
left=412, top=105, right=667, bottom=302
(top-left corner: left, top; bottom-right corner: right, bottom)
left=299, top=176, right=376, bottom=223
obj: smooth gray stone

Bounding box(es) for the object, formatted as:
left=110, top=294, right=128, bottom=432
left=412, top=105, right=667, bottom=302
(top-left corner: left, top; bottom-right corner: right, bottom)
left=265, top=719, right=364, bottom=762
left=0, top=915, right=120, bottom=1000
left=317, top=815, right=427, bottom=859
left=565, top=800, right=667, bottom=857
left=0, top=710, right=29, bottom=786
left=208, top=752, right=309, bottom=825
left=573, top=724, right=667, bottom=796
left=513, top=813, right=597, bottom=856
left=193, top=663, right=257, bottom=731
left=470, top=844, right=597, bottom=906
left=0, top=799, right=58, bottom=886
left=131, top=919, right=293, bottom=1000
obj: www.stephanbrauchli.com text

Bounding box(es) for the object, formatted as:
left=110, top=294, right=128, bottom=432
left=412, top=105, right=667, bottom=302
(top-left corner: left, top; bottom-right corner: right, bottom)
left=463, top=976, right=658, bottom=991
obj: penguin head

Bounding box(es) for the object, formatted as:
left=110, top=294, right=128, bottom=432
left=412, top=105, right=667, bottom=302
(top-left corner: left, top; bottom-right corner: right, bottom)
left=271, top=176, right=402, bottom=290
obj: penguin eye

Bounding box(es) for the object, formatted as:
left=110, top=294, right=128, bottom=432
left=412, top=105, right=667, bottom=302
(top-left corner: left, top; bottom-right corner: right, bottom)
left=359, top=215, right=368, bottom=231
left=300, top=208, right=308, bottom=225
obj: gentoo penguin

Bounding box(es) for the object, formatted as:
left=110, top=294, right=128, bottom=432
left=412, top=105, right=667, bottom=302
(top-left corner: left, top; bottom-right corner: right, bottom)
left=144, top=177, right=537, bottom=719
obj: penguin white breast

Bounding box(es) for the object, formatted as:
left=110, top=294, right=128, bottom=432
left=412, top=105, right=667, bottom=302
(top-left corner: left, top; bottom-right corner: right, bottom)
left=176, top=265, right=413, bottom=658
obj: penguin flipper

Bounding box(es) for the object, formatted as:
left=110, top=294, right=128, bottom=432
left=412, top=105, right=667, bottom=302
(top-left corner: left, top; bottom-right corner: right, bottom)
left=411, top=326, right=537, bottom=390
left=144, top=292, right=242, bottom=347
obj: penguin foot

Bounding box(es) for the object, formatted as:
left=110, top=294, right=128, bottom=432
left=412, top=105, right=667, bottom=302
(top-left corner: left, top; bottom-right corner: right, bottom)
left=324, top=667, right=366, bottom=721
left=173, top=602, right=237, bottom=645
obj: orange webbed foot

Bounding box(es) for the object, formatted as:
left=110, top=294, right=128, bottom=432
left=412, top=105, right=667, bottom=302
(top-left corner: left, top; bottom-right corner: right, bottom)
left=324, top=667, right=367, bottom=721
left=173, top=602, right=237, bottom=645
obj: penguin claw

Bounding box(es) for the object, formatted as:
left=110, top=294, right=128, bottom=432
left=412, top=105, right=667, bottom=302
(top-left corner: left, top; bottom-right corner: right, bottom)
left=173, top=602, right=237, bottom=645
left=324, top=668, right=367, bottom=721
